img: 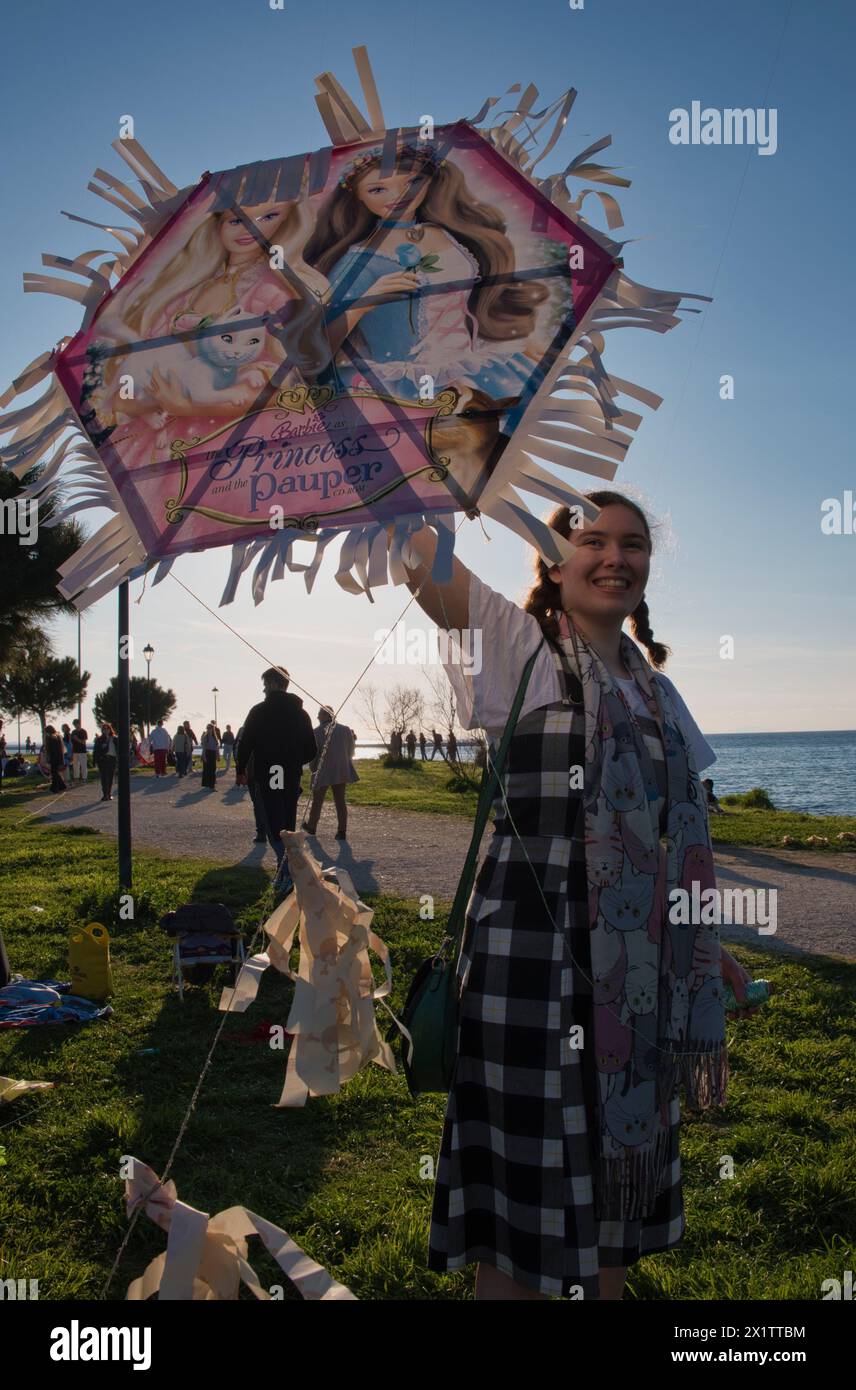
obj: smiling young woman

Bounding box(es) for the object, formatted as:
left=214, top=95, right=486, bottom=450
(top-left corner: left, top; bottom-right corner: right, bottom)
left=394, top=490, right=756, bottom=1302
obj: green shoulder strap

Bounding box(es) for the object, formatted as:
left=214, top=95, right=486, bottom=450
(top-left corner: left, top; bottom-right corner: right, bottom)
left=445, top=640, right=544, bottom=958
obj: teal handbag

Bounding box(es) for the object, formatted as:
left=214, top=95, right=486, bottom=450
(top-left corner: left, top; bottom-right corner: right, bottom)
left=395, top=646, right=542, bottom=1097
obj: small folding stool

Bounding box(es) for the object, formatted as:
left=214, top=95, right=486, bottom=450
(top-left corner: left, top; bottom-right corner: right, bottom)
left=160, top=903, right=246, bottom=1001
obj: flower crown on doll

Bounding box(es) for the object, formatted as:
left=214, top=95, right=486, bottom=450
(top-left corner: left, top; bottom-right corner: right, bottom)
left=337, top=141, right=445, bottom=190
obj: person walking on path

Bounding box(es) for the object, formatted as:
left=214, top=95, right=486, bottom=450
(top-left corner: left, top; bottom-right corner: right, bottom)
left=172, top=724, right=192, bottom=778
left=393, top=493, right=760, bottom=1302
left=70, top=719, right=89, bottom=783
left=405, top=728, right=417, bottom=761
left=221, top=724, right=236, bottom=773
left=419, top=730, right=427, bottom=760
left=235, top=667, right=317, bottom=872
left=60, top=723, right=73, bottom=779
left=302, top=707, right=359, bottom=841
left=200, top=723, right=219, bottom=789
left=93, top=723, right=118, bottom=800
left=247, top=756, right=270, bottom=842
left=429, top=728, right=444, bottom=760
left=149, top=719, right=172, bottom=778
left=446, top=730, right=458, bottom=763
left=45, top=726, right=67, bottom=793
left=235, top=724, right=267, bottom=842
left=182, top=721, right=198, bottom=772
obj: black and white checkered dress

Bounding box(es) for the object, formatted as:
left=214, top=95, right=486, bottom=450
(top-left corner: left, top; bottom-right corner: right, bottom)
left=427, top=636, right=684, bottom=1298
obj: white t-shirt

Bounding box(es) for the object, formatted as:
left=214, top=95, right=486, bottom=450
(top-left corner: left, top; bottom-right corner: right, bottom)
left=442, top=572, right=716, bottom=771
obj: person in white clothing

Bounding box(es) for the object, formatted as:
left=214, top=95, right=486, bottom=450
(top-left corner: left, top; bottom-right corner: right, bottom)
left=440, top=572, right=716, bottom=772
left=148, top=719, right=173, bottom=778
left=390, top=493, right=755, bottom=1304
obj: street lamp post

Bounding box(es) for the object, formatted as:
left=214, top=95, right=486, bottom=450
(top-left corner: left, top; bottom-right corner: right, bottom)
left=143, top=643, right=154, bottom=737
left=77, top=612, right=82, bottom=726
left=212, top=687, right=219, bottom=727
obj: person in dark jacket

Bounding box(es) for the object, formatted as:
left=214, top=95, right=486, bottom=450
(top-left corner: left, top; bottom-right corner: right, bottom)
left=93, top=723, right=118, bottom=800
left=200, top=723, right=219, bottom=789
left=45, top=725, right=67, bottom=792
left=235, top=667, right=317, bottom=866
left=235, top=724, right=267, bottom=842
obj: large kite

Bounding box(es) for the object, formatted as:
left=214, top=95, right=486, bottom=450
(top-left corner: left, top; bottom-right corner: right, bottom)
left=0, top=48, right=703, bottom=608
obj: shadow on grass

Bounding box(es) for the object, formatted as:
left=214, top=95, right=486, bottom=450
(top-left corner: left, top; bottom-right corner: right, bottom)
left=301, top=830, right=381, bottom=896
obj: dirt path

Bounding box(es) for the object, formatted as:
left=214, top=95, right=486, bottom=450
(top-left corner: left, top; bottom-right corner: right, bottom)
left=31, top=774, right=856, bottom=962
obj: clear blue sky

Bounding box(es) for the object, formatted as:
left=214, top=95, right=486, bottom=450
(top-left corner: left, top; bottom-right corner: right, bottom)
left=2, top=0, right=854, bottom=739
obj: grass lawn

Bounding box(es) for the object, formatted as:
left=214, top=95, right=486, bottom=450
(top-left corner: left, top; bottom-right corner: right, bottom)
left=1, top=786, right=854, bottom=1301
left=708, top=804, right=856, bottom=852
left=348, top=756, right=482, bottom=817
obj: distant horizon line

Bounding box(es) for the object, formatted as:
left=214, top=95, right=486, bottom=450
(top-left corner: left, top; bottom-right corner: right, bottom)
left=705, top=728, right=856, bottom=738
left=6, top=727, right=855, bottom=741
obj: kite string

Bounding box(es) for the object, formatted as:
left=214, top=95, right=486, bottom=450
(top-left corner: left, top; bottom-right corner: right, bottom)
left=97, top=521, right=466, bottom=1293
left=26, top=35, right=786, bottom=1289
left=97, top=5, right=798, bottom=1280
left=98, top=902, right=274, bottom=1300
left=167, top=515, right=466, bottom=809
left=168, top=572, right=325, bottom=708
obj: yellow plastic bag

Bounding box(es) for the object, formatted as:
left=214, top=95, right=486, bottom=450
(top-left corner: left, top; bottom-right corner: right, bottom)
left=69, top=922, right=114, bottom=1002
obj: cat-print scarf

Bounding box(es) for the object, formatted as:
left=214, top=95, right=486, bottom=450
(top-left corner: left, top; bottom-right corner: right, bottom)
left=556, top=611, right=728, bottom=1220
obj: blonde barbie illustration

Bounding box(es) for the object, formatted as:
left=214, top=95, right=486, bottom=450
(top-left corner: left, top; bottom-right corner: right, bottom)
left=89, top=195, right=328, bottom=460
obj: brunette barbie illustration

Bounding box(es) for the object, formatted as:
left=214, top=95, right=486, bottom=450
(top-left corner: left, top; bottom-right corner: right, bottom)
left=304, top=143, right=553, bottom=404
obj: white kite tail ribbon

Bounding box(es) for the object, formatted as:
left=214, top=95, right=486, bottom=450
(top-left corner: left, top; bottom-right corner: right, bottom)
left=124, top=1158, right=356, bottom=1300
left=219, top=834, right=397, bottom=1109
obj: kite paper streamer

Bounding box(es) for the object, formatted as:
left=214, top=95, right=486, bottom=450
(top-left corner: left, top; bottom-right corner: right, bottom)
left=219, top=830, right=395, bottom=1108
left=0, top=47, right=707, bottom=609
left=0, top=1075, right=55, bottom=1102
left=124, top=1157, right=356, bottom=1300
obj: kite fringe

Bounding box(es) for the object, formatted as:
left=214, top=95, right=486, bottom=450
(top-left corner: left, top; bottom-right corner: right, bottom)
left=210, top=510, right=454, bottom=608
left=56, top=510, right=147, bottom=611
left=0, top=52, right=707, bottom=609
left=123, top=1157, right=357, bottom=1300
left=315, top=43, right=386, bottom=144
left=301, top=51, right=708, bottom=593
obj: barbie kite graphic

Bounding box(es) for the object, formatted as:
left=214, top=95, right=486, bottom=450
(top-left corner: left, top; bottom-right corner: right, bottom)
left=86, top=195, right=328, bottom=466
left=304, top=141, right=557, bottom=405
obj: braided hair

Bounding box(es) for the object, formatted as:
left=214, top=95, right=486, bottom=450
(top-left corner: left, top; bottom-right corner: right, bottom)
left=522, top=493, right=672, bottom=669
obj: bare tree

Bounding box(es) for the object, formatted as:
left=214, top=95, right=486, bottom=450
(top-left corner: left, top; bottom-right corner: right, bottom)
left=423, top=667, right=484, bottom=786
left=356, top=684, right=388, bottom=749
left=386, top=684, right=425, bottom=743
left=425, top=667, right=457, bottom=751
left=357, top=683, right=425, bottom=755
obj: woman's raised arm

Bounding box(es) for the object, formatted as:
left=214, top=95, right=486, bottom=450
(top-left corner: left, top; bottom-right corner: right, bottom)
left=390, top=523, right=471, bottom=632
